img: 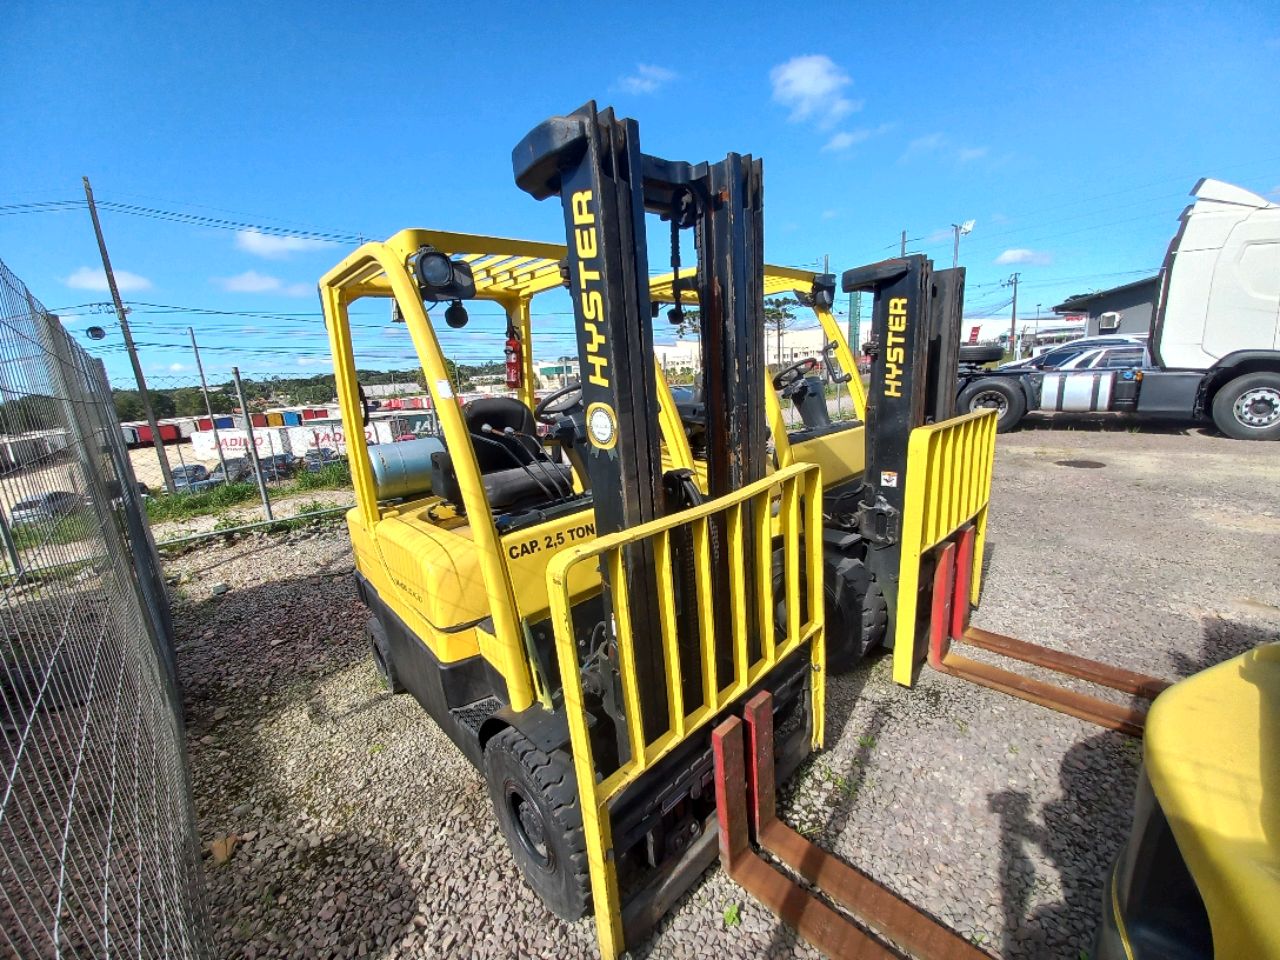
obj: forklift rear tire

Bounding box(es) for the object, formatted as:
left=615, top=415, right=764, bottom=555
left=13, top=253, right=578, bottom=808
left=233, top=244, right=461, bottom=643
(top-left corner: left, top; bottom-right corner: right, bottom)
left=775, top=552, right=886, bottom=672
left=367, top=617, right=406, bottom=694
left=957, top=378, right=1025, bottom=433
left=483, top=727, right=590, bottom=921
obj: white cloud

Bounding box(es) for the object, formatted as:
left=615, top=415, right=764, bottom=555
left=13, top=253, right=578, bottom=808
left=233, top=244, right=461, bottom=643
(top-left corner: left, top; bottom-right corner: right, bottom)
left=770, top=55, right=861, bottom=128
left=214, top=271, right=313, bottom=297
left=616, top=63, right=677, bottom=94
left=822, top=123, right=894, bottom=153
left=903, top=134, right=991, bottom=164
left=823, top=132, right=858, bottom=152
left=995, top=248, right=1052, bottom=266
left=234, top=230, right=334, bottom=260
left=902, top=133, right=946, bottom=159
left=64, top=265, right=153, bottom=292
left=168, top=362, right=187, bottom=372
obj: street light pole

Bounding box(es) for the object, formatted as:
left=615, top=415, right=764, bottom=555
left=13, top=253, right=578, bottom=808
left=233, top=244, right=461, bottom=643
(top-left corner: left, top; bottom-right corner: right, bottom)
left=951, top=220, right=975, bottom=269
left=83, top=176, right=175, bottom=493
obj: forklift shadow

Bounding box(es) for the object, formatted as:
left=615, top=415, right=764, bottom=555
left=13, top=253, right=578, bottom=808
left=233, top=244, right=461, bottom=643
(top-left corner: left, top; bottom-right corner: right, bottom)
left=755, top=658, right=889, bottom=959
left=1168, top=615, right=1280, bottom=679
left=987, top=615, right=1278, bottom=958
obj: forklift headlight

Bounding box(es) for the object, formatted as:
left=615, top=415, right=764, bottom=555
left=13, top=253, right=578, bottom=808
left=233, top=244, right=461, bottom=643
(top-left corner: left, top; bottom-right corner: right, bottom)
left=414, top=246, right=477, bottom=302
left=417, top=249, right=454, bottom=288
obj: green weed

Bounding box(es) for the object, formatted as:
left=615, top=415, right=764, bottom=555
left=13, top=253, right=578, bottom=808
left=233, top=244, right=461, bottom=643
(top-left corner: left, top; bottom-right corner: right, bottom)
left=146, top=482, right=260, bottom=522
left=10, top=511, right=95, bottom=549
left=722, top=901, right=740, bottom=927
left=292, top=461, right=351, bottom=491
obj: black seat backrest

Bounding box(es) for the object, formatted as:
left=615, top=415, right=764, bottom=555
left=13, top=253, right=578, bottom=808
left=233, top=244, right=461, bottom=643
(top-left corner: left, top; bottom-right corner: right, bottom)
left=463, top=397, right=543, bottom=473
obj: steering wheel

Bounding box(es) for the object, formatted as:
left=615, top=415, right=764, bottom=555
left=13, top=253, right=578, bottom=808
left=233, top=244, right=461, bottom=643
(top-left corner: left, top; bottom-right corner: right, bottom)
left=534, top=380, right=584, bottom=424
left=772, top=357, right=820, bottom=390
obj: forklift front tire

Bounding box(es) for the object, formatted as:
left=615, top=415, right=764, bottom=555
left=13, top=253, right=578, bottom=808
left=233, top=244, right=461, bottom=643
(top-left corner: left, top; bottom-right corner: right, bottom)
left=367, top=617, right=406, bottom=694
left=775, top=551, right=886, bottom=672
left=483, top=727, right=590, bottom=921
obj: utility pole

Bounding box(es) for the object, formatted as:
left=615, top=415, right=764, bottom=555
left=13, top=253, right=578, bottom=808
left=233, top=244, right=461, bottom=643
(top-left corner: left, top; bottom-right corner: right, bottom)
left=232, top=367, right=272, bottom=521
left=189, top=327, right=229, bottom=482
left=83, top=176, right=175, bottom=493
left=1004, top=272, right=1021, bottom=359
left=900, top=230, right=907, bottom=257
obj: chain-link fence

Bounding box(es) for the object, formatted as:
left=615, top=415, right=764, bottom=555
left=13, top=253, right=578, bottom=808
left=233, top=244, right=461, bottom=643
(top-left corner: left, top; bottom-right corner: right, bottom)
left=0, top=260, right=209, bottom=958
left=96, top=372, right=444, bottom=545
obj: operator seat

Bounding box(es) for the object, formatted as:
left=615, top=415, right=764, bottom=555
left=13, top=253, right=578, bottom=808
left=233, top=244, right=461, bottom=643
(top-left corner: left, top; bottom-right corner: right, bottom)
left=430, top=396, right=574, bottom=513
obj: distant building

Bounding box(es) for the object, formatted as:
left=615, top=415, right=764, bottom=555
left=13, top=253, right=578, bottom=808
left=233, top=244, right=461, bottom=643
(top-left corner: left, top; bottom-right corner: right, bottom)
left=536, top=359, right=579, bottom=390
left=653, top=327, right=836, bottom=377
left=1053, top=277, right=1160, bottom=337
left=361, top=382, right=421, bottom=398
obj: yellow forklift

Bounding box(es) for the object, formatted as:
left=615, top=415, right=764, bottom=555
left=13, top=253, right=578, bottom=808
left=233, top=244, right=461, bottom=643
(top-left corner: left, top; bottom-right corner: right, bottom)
left=319, top=144, right=829, bottom=953
left=319, top=101, right=1277, bottom=959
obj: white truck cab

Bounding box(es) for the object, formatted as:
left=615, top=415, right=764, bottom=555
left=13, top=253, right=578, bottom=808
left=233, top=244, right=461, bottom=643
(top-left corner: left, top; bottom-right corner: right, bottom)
left=1156, top=178, right=1280, bottom=370
left=957, top=179, right=1280, bottom=439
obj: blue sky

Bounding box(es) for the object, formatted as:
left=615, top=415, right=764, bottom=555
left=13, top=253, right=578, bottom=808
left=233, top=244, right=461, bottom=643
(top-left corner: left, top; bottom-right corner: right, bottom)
left=2, top=0, right=1278, bottom=384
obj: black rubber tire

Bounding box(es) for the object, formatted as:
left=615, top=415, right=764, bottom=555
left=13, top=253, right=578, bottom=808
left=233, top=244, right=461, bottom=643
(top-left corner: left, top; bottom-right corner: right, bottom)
left=774, top=550, right=887, bottom=673
left=483, top=727, right=590, bottom=921
left=957, top=377, right=1026, bottom=433
left=958, top=344, right=1004, bottom=365
left=1210, top=371, right=1280, bottom=441
left=366, top=617, right=406, bottom=694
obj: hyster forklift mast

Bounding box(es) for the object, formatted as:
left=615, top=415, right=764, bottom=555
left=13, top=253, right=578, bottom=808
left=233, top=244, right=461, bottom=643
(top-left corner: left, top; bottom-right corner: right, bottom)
left=514, top=103, right=823, bottom=958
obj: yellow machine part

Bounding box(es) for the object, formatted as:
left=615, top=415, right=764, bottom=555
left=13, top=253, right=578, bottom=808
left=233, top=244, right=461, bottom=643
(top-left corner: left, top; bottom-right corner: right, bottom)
left=892, top=409, right=998, bottom=686
left=545, top=461, right=825, bottom=960
left=1141, top=642, right=1280, bottom=959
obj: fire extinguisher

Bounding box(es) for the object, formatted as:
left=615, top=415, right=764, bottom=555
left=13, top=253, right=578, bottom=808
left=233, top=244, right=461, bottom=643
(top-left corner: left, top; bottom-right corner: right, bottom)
left=504, top=322, right=521, bottom=390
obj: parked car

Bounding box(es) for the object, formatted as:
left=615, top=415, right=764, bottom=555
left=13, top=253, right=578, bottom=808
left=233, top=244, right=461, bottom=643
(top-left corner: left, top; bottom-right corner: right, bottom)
left=97, top=479, right=151, bottom=507
left=997, top=335, right=1149, bottom=372
left=957, top=339, right=1153, bottom=432
left=10, top=490, right=82, bottom=525
left=302, top=448, right=342, bottom=472
left=171, top=464, right=210, bottom=491
left=190, top=457, right=254, bottom=490
left=258, top=453, right=296, bottom=481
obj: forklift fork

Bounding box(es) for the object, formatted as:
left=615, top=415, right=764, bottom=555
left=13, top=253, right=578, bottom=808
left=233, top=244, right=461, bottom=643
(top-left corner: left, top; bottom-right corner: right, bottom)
left=928, top=526, right=1170, bottom=738
left=713, top=691, right=992, bottom=959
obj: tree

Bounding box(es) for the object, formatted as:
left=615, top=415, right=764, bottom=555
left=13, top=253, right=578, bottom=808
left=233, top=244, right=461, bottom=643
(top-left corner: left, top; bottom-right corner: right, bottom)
left=764, top=297, right=803, bottom=369
left=670, top=306, right=701, bottom=341
left=112, top=389, right=174, bottom=422
left=171, top=387, right=233, bottom=417
left=293, top=382, right=336, bottom=405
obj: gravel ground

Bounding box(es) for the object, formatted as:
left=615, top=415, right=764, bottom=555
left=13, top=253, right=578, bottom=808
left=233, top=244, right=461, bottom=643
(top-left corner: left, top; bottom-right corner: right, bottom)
left=169, top=419, right=1280, bottom=959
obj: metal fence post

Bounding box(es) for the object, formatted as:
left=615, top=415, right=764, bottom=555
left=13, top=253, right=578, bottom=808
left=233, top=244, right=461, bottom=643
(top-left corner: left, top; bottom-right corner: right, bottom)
left=232, top=366, right=273, bottom=521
